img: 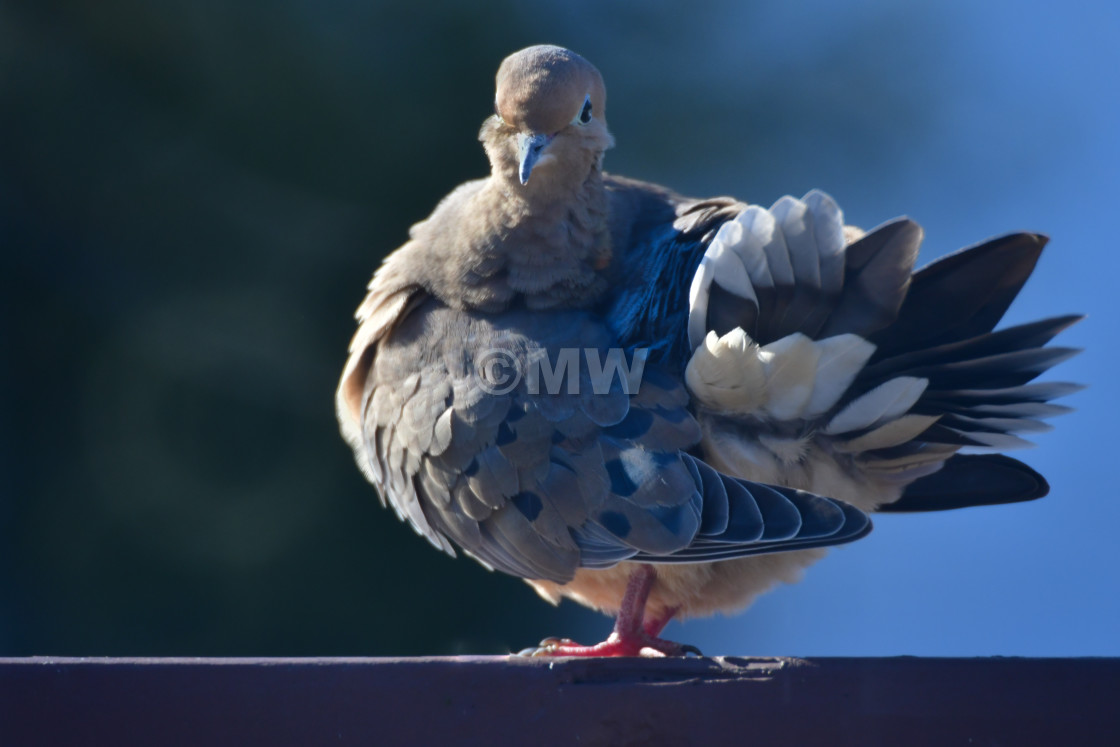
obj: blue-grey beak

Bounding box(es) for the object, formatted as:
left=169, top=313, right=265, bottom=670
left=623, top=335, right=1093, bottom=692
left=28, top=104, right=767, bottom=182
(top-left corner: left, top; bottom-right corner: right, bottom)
left=517, top=132, right=553, bottom=185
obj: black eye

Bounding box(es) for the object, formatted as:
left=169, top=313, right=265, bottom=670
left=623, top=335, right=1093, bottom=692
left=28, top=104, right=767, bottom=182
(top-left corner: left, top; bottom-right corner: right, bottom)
left=577, top=96, right=592, bottom=125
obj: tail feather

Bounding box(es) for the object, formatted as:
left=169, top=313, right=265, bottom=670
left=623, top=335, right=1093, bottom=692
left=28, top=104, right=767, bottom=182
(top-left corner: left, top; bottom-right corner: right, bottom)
left=890, top=346, right=1080, bottom=391
left=882, top=454, right=1049, bottom=512
left=818, top=217, right=923, bottom=339
left=868, top=233, right=1047, bottom=358
left=923, top=382, right=1084, bottom=406
left=860, top=315, right=1083, bottom=384
left=680, top=191, right=1079, bottom=515
left=690, top=191, right=916, bottom=349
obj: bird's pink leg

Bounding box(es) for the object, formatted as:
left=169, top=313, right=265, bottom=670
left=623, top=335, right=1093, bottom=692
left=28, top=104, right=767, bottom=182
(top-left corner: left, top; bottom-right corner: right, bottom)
left=641, top=605, right=681, bottom=639
left=521, top=565, right=700, bottom=657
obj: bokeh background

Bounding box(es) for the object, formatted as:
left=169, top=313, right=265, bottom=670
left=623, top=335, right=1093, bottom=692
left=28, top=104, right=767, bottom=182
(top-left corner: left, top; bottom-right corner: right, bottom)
left=3, top=0, right=1117, bottom=657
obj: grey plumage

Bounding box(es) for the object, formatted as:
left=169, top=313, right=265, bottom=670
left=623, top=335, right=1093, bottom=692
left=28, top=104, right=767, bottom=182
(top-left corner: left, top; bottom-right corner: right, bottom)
left=356, top=302, right=870, bottom=584
left=336, top=45, right=1080, bottom=652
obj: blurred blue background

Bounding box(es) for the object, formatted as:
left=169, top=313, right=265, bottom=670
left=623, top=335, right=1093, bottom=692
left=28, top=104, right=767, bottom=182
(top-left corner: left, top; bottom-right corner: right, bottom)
left=2, top=0, right=1116, bottom=657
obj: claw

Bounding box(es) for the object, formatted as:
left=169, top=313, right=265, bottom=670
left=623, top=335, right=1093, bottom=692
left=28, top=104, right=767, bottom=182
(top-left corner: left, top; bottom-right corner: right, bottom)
left=512, top=566, right=702, bottom=658
left=517, top=631, right=701, bottom=658
left=515, top=646, right=549, bottom=657
left=514, top=637, right=582, bottom=657
left=537, top=636, right=578, bottom=648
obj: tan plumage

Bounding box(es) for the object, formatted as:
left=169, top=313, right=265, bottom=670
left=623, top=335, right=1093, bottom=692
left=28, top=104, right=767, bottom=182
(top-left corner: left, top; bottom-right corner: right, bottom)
left=337, top=45, right=1079, bottom=656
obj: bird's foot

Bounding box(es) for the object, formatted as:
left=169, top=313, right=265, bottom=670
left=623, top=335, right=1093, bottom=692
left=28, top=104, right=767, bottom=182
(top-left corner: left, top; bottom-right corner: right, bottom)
left=516, top=567, right=698, bottom=657
left=517, top=632, right=702, bottom=658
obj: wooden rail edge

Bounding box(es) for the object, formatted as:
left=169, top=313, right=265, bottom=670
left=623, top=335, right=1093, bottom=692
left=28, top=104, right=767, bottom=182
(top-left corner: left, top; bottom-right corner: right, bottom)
left=2, top=656, right=1118, bottom=746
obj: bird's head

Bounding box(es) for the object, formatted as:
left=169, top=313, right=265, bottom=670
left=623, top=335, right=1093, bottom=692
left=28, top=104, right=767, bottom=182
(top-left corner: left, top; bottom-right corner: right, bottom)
left=481, top=45, right=614, bottom=192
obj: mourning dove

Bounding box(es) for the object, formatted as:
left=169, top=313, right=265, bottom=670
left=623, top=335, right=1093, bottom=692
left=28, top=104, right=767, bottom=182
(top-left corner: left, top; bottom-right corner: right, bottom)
left=336, top=45, right=1081, bottom=656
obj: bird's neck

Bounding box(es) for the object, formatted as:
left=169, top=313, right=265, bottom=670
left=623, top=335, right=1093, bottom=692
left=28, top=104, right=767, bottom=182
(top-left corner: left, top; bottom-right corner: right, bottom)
left=466, top=164, right=612, bottom=311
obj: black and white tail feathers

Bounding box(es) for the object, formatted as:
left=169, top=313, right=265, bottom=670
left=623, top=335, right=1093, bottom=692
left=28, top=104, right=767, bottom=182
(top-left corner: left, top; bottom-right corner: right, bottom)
left=684, top=190, right=1081, bottom=512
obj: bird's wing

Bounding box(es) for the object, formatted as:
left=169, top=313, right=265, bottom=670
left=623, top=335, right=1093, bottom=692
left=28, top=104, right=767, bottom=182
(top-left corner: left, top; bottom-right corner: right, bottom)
left=354, top=297, right=869, bottom=583
left=607, top=184, right=1081, bottom=510
left=337, top=240, right=429, bottom=452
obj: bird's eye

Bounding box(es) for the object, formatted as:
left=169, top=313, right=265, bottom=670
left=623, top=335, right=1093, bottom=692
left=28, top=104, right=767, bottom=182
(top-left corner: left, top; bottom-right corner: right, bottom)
left=574, top=95, right=592, bottom=125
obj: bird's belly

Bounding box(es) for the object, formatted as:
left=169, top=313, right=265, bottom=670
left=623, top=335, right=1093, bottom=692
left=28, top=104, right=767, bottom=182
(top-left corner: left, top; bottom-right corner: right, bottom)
left=527, top=549, right=827, bottom=620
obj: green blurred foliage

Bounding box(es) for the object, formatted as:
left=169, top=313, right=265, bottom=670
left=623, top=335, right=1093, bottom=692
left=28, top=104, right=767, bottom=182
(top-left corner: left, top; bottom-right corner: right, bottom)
left=0, top=0, right=941, bottom=654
